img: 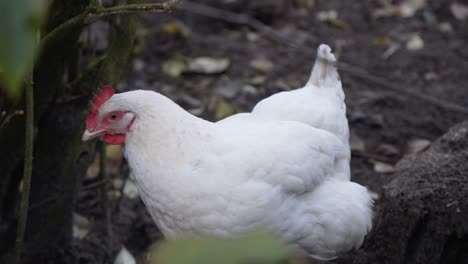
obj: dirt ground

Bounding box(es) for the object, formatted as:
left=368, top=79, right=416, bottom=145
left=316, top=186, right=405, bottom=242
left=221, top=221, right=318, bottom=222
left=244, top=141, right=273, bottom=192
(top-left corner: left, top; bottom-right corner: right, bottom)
left=73, top=0, right=468, bottom=263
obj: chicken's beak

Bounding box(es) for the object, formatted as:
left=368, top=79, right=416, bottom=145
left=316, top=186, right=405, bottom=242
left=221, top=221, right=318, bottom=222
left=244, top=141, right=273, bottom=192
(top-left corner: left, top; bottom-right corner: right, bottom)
left=82, top=129, right=105, bottom=142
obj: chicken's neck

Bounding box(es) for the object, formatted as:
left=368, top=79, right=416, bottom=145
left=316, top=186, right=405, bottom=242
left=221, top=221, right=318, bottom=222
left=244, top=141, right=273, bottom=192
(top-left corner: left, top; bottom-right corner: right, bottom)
left=120, top=94, right=217, bottom=231
left=125, top=95, right=213, bottom=159
left=122, top=93, right=213, bottom=187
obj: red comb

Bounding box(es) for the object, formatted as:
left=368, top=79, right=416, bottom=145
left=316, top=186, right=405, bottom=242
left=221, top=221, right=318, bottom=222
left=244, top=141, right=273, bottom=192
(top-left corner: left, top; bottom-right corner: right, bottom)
left=86, top=86, right=115, bottom=129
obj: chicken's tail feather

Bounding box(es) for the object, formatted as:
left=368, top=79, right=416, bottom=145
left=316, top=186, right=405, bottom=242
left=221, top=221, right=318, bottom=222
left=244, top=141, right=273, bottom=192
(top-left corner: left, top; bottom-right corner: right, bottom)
left=306, top=44, right=342, bottom=93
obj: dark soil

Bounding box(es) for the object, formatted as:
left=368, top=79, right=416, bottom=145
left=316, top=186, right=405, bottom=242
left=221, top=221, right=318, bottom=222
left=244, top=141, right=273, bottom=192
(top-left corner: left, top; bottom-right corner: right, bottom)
left=73, top=0, right=468, bottom=263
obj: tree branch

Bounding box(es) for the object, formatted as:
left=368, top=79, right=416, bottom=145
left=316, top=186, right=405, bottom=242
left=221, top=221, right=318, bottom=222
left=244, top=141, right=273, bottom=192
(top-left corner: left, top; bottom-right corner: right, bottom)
left=39, top=0, right=181, bottom=57
left=92, top=0, right=181, bottom=15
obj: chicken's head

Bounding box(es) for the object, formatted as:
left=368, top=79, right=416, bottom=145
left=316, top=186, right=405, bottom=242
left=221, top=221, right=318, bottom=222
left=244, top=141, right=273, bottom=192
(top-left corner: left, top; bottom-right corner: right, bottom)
left=82, top=86, right=135, bottom=145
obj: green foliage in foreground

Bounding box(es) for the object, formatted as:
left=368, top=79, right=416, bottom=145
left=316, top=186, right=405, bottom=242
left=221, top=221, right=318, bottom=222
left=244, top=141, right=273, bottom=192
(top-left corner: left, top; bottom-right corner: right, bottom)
left=147, top=232, right=290, bottom=264
left=0, top=0, right=45, bottom=100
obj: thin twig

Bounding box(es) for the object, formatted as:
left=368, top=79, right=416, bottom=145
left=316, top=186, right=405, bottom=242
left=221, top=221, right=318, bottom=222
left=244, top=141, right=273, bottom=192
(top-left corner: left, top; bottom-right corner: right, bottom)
left=337, top=62, right=468, bottom=114
left=0, top=110, right=25, bottom=129
left=13, top=75, right=34, bottom=264
left=81, top=179, right=107, bottom=191
left=352, top=150, right=394, bottom=164
left=177, top=1, right=299, bottom=48
left=177, top=0, right=468, bottom=115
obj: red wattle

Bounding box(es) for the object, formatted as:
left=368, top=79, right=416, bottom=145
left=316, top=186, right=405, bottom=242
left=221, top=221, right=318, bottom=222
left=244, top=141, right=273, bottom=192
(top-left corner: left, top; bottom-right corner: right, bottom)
left=103, top=134, right=126, bottom=145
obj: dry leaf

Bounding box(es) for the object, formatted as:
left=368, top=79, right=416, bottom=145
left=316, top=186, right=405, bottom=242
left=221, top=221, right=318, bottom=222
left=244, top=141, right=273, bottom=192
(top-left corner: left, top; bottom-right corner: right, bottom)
left=451, top=2, right=468, bottom=20
left=373, top=161, right=396, bottom=173
left=187, top=57, right=230, bottom=74
left=406, top=139, right=431, bottom=154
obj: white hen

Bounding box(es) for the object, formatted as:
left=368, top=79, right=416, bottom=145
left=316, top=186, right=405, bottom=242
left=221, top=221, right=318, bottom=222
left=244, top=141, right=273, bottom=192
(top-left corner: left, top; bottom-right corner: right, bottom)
left=82, top=45, right=373, bottom=260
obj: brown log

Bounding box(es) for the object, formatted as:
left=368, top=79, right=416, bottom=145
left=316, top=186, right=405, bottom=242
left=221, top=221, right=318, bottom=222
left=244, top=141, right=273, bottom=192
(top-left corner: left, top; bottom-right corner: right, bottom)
left=339, top=122, right=468, bottom=264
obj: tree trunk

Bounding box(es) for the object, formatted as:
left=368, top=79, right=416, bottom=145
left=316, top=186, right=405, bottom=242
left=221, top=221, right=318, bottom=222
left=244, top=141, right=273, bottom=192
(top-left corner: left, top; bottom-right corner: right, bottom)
left=0, top=0, right=141, bottom=262
left=339, top=122, right=468, bottom=264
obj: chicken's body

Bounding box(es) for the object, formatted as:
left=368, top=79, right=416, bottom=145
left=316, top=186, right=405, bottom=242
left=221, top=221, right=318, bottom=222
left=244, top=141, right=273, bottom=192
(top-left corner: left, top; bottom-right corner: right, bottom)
left=220, top=45, right=350, bottom=180
left=82, top=44, right=373, bottom=260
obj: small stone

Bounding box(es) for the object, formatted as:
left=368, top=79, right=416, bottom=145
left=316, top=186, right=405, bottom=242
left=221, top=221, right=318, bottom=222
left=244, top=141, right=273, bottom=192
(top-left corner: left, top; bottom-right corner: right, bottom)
left=216, top=82, right=243, bottom=99
left=112, top=178, right=124, bottom=190
left=439, top=22, right=453, bottom=33
left=242, top=85, right=258, bottom=95
left=406, top=35, right=424, bottom=51
left=246, top=32, right=260, bottom=42
left=73, top=213, right=90, bottom=239
left=369, top=191, right=381, bottom=200
left=123, top=175, right=140, bottom=199
left=108, top=190, right=121, bottom=200
left=350, top=130, right=366, bottom=152
left=132, top=59, right=145, bottom=72
left=114, top=247, right=136, bottom=264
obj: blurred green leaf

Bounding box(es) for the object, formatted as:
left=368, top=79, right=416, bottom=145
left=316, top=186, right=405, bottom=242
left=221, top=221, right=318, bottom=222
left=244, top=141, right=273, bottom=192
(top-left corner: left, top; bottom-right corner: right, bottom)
left=208, top=96, right=238, bottom=120
left=148, top=232, right=289, bottom=264
left=162, top=57, right=187, bottom=77
left=0, top=0, right=45, bottom=100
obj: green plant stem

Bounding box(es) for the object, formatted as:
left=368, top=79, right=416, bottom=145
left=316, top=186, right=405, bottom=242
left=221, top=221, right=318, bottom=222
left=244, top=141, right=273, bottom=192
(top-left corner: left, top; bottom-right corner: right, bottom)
left=12, top=75, right=34, bottom=264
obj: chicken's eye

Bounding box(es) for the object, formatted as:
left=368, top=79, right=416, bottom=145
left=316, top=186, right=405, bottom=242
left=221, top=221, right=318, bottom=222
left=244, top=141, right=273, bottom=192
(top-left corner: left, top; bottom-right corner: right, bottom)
left=110, top=114, right=117, bottom=120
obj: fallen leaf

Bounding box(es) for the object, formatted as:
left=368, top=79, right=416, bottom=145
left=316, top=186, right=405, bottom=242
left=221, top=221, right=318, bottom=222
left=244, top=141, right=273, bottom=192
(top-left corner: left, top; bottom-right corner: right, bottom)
left=451, top=2, right=468, bottom=20
left=406, top=139, right=431, bottom=154
left=373, top=0, right=426, bottom=18
left=161, top=21, right=191, bottom=37
left=209, top=97, right=238, bottom=120
left=316, top=10, right=349, bottom=30
left=371, top=36, right=393, bottom=46
left=373, top=161, right=396, bottom=173
left=187, top=57, right=230, bottom=74
left=249, top=75, right=266, bottom=85
left=316, top=10, right=338, bottom=21
left=249, top=58, right=274, bottom=73
left=106, top=145, right=122, bottom=160
left=162, top=57, right=187, bottom=77
left=400, top=0, right=427, bottom=17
